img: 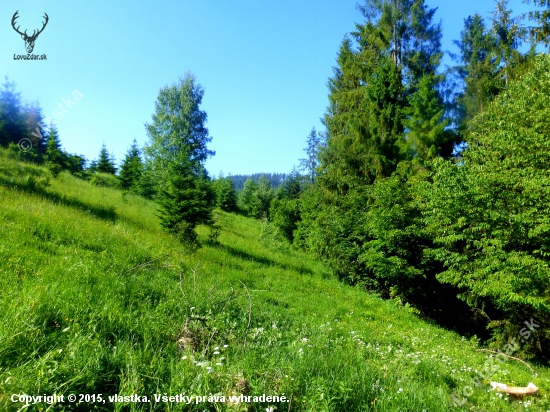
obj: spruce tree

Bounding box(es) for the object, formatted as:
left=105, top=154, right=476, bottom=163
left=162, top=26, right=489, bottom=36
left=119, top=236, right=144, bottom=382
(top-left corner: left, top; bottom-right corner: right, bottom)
left=454, top=2, right=528, bottom=138
left=238, top=177, right=275, bottom=218
left=254, top=175, right=276, bottom=219
left=215, top=177, right=237, bottom=212
left=424, top=55, right=550, bottom=353
left=239, top=178, right=259, bottom=215
left=156, top=152, right=214, bottom=245
left=523, top=0, right=550, bottom=49
left=87, top=160, right=98, bottom=172
left=490, top=0, right=525, bottom=86
left=299, top=0, right=447, bottom=284
left=319, top=0, right=448, bottom=188
left=119, top=139, right=144, bottom=193
left=65, top=154, right=87, bottom=177
left=96, top=143, right=117, bottom=174
left=45, top=124, right=66, bottom=177
left=299, top=128, right=320, bottom=184
left=454, top=14, right=500, bottom=131
left=144, top=73, right=215, bottom=244
left=0, top=76, right=27, bottom=148
left=404, top=74, right=456, bottom=158
left=279, top=167, right=303, bottom=200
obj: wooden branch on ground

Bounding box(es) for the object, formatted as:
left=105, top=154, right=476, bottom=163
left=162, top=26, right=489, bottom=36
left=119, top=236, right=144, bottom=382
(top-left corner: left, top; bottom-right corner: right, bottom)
left=476, top=349, right=534, bottom=373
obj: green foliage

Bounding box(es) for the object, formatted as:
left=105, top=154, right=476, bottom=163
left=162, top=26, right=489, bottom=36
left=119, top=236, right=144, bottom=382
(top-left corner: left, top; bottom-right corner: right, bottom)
left=454, top=2, right=533, bottom=137
left=301, top=0, right=445, bottom=286
left=155, top=153, right=215, bottom=248
left=94, top=143, right=117, bottom=175
left=173, top=220, right=199, bottom=250
left=213, top=176, right=237, bottom=212
left=359, top=162, right=427, bottom=293
left=318, top=0, right=446, bottom=193
left=297, top=183, right=371, bottom=285
left=118, top=139, right=143, bottom=194
left=238, top=176, right=276, bottom=219
left=251, top=175, right=276, bottom=218
left=207, top=218, right=222, bottom=245
left=6, top=141, right=41, bottom=163
left=90, top=172, right=120, bottom=189
left=269, top=169, right=303, bottom=243
left=455, top=13, right=501, bottom=132
left=238, top=178, right=258, bottom=214
left=45, top=125, right=66, bottom=178
left=144, top=73, right=216, bottom=245
left=24, top=102, right=47, bottom=156
left=0, top=76, right=27, bottom=149
left=137, top=165, right=158, bottom=199
left=269, top=197, right=301, bottom=243
left=64, top=154, right=87, bottom=178
left=299, top=128, right=321, bottom=183
left=321, top=48, right=403, bottom=190
left=424, top=55, right=550, bottom=354
left=278, top=167, right=303, bottom=200
left=0, top=78, right=78, bottom=163
left=143, top=72, right=214, bottom=189
left=229, top=173, right=287, bottom=191
left=523, top=0, right=550, bottom=49
left=259, top=217, right=290, bottom=252
left=490, top=0, right=526, bottom=86
left=404, top=74, right=457, bottom=159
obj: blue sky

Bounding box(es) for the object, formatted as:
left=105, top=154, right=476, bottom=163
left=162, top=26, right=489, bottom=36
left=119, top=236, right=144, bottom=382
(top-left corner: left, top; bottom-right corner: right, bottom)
left=1, top=0, right=535, bottom=176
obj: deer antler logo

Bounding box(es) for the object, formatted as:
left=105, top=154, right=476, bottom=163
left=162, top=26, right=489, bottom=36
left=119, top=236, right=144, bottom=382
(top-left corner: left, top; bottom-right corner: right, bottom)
left=12, top=11, right=49, bottom=53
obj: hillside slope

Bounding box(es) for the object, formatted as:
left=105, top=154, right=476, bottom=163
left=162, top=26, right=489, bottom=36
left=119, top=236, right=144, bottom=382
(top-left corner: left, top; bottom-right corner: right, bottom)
left=0, top=151, right=549, bottom=411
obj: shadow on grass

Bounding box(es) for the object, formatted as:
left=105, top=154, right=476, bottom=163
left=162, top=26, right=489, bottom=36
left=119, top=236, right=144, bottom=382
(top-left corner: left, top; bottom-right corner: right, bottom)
left=0, top=175, right=117, bottom=222
left=219, top=243, right=314, bottom=275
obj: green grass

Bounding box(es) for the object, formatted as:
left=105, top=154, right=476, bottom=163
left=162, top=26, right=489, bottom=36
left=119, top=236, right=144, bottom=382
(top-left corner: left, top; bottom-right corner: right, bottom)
left=1, top=150, right=550, bottom=411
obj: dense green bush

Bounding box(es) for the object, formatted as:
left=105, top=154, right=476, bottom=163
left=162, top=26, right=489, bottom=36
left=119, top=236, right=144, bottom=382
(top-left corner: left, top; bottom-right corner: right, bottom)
left=295, top=181, right=371, bottom=286
left=423, top=55, right=550, bottom=356
left=269, top=197, right=301, bottom=242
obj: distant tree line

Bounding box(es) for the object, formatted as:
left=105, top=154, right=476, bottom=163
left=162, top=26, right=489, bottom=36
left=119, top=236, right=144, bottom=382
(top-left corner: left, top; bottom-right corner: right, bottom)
left=0, top=77, right=88, bottom=177
left=0, top=77, right=147, bottom=196
left=229, top=173, right=287, bottom=191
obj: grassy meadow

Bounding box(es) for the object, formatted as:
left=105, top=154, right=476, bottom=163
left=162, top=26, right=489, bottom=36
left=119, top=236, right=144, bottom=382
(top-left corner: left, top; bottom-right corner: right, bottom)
left=1, top=149, right=550, bottom=411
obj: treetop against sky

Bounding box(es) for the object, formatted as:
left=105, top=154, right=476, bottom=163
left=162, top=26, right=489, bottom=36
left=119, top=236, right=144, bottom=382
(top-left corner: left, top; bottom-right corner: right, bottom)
left=0, top=0, right=536, bottom=175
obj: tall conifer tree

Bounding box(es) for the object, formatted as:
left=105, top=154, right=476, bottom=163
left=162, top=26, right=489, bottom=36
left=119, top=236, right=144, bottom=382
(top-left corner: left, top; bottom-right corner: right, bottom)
left=0, top=77, right=26, bottom=148
left=45, top=124, right=66, bottom=177
left=299, top=128, right=321, bottom=184
left=144, top=73, right=215, bottom=244
left=96, top=143, right=117, bottom=174
left=523, top=0, right=550, bottom=49
left=119, top=139, right=144, bottom=193
left=214, top=177, right=237, bottom=212
left=299, top=0, right=448, bottom=283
